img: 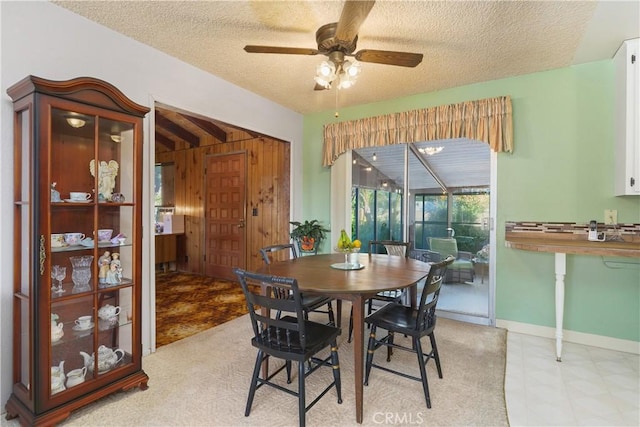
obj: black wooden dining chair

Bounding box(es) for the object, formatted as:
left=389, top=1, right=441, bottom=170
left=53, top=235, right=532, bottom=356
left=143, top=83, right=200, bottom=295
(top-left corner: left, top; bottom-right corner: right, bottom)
left=363, top=256, right=454, bottom=409
left=260, top=243, right=337, bottom=326
left=347, top=240, right=411, bottom=342
left=233, top=268, right=342, bottom=427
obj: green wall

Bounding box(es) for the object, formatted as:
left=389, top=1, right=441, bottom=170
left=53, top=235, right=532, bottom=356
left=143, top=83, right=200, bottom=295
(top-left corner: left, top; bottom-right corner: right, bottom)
left=303, top=60, right=640, bottom=342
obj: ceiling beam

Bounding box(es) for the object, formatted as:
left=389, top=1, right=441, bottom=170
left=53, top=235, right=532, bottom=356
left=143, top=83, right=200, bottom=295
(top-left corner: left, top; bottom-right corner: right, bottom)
left=155, top=112, right=199, bottom=147
left=155, top=132, right=175, bottom=151
left=408, top=144, right=448, bottom=193
left=178, top=113, right=227, bottom=143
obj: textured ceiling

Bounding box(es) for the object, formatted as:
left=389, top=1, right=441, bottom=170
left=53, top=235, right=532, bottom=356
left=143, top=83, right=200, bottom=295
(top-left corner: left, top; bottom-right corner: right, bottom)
left=52, top=1, right=640, bottom=115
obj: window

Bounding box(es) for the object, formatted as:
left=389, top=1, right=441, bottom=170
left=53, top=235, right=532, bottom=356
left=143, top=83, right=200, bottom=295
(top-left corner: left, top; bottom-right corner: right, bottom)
left=154, top=162, right=175, bottom=224
left=451, top=192, right=490, bottom=253
left=413, top=194, right=447, bottom=249
left=413, top=190, right=489, bottom=253
left=352, top=187, right=404, bottom=252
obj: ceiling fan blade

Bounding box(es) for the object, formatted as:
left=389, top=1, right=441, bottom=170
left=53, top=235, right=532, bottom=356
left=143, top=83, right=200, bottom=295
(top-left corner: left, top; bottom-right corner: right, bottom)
left=244, top=45, right=319, bottom=55
left=355, top=50, right=423, bottom=67
left=314, top=83, right=329, bottom=91
left=334, top=0, right=376, bottom=46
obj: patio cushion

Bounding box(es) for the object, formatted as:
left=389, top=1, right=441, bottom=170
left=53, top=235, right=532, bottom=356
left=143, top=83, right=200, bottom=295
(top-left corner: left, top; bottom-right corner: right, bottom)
left=428, top=238, right=459, bottom=259
left=428, top=238, right=474, bottom=283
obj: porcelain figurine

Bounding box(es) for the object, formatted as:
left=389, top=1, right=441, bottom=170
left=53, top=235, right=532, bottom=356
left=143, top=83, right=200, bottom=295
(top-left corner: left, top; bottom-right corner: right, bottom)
left=89, top=159, right=119, bottom=201
left=98, top=251, right=111, bottom=284
left=50, top=182, right=62, bottom=202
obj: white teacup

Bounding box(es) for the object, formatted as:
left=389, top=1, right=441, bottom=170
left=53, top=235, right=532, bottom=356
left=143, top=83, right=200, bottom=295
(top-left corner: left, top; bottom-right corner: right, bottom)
left=69, top=192, right=91, bottom=201
left=64, top=232, right=85, bottom=246
left=75, top=315, right=92, bottom=329
left=51, top=233, right=65, bottom=248
left=97, top=229, right=113, bottom=242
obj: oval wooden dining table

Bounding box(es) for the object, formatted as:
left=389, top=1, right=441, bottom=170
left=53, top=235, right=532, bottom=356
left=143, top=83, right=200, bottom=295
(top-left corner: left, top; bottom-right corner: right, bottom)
left=257, top=253, right=431, bottom=424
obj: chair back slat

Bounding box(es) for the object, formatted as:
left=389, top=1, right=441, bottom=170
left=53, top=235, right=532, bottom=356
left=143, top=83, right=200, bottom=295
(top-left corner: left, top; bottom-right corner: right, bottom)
left=368, top=240, right=410, bottom=258
left=234, top=268, right=308, bottom=350
left=260, top=243, right=298, bottom=265
left=415, top=256, right=454, bottom=331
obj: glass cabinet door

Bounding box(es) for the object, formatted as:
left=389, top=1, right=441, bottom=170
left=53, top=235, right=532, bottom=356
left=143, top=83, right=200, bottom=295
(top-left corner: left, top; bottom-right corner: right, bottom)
left=48, top=107, right=139, bottom=397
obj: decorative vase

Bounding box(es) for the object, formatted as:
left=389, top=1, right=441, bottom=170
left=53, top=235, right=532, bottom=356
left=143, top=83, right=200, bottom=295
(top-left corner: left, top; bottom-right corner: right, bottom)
left=70, top=255, right=94, bottom=292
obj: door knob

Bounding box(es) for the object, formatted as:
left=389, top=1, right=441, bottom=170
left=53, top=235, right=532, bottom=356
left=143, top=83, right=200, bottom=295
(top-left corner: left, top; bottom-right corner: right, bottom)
left=238, top=219, right=245, bottom=229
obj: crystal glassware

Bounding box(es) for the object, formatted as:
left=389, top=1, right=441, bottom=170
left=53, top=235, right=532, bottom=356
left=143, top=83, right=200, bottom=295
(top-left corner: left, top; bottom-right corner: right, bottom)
left=335, top=247, right=359, bottom=268
left=51, top=265, right=66, bottom=294
left=70, top=255, right=94, bottom=292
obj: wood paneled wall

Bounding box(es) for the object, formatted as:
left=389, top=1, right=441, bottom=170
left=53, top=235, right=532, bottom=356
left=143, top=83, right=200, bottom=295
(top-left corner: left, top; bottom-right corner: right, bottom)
left=155, top=127, right=290, bottom=275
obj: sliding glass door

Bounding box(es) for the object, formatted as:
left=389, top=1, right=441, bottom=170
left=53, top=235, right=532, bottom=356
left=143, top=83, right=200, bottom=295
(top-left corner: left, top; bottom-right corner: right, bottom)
left=352, top=139, right=492, bottom=324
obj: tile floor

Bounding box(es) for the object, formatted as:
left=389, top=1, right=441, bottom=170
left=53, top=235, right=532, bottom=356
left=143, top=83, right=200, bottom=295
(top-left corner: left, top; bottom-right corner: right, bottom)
left=437, top=279, right=489, bottom=317
left=506, top=332, right=640, bottom=426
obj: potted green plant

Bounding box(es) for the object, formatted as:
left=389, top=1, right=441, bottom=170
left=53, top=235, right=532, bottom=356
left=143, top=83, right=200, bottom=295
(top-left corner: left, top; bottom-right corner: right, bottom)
left=290, top=220, right=330, bottom=253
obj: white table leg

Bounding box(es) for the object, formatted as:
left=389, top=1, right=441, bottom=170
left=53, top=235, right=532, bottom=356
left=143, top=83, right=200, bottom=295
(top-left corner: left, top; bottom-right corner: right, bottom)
left=554, top=253, right=566, bottom=362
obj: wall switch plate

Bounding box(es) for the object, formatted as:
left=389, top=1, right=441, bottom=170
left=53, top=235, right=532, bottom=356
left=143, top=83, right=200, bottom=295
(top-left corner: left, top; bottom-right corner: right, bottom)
left=604, top=209, right=618, bottom=225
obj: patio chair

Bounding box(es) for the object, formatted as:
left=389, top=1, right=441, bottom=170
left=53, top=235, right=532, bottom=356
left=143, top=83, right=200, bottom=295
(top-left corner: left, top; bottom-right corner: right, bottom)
left=423, top=238, right=474, bottom=283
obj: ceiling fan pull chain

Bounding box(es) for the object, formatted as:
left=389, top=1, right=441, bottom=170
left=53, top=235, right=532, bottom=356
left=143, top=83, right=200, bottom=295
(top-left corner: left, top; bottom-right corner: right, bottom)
left=335, top=88, right=340, bottom=118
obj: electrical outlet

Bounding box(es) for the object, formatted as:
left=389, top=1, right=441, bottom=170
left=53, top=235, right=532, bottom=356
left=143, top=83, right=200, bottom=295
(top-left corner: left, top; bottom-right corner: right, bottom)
left=604, top=209, right=618, bottom=225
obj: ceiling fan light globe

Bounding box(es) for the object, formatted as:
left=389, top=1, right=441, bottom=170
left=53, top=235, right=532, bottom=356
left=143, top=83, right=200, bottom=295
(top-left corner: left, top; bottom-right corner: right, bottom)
left=337, top=72, right=357, bottom=89
left=317, top=61, right=336, bottom=77
left=314, top=76, right=332, bottom=89
left=344, top=61, right=361, bottom=77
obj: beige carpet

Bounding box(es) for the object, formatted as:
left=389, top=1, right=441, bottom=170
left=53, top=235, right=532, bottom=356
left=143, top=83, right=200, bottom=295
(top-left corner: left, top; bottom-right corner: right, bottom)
left=46, top=307, right=508, bottom=427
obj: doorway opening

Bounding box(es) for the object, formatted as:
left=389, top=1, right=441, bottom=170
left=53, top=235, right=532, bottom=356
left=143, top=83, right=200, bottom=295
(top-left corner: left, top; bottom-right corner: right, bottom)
left=151, top=103, right=291, bottom=348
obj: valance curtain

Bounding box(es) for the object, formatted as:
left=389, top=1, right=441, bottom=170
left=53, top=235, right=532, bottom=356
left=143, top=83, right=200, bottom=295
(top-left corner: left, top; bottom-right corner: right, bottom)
left=322, top=96, right=513, bottom=167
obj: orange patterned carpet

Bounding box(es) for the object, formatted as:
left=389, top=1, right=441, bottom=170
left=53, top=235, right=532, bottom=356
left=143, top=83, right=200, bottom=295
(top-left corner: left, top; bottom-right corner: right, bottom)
left=155, top=272, right=256, bottom=347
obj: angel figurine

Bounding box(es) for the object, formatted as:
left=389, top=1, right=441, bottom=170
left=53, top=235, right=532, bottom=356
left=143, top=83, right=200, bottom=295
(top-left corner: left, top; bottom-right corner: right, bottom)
left=90, top=159, right=119, bottom=201
left=50, top=182, right=62, bottom=202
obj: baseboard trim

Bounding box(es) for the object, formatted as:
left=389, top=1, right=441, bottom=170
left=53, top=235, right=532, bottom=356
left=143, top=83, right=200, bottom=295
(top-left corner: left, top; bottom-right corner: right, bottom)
left=496, top=319, right=640, bottom=355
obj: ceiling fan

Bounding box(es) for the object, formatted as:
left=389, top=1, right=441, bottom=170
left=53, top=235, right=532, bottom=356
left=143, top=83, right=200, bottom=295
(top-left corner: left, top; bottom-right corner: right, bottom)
left=244, top=0, right=423, bottom=90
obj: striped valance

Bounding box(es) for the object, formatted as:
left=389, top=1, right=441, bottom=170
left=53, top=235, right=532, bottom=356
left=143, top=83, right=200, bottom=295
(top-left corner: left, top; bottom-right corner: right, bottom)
left=322, top=96, right=513, bottom=167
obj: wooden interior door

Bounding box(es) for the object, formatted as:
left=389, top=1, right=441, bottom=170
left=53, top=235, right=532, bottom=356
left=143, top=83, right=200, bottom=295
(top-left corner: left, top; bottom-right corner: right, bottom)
left=204, top=152, right=246, bottom=279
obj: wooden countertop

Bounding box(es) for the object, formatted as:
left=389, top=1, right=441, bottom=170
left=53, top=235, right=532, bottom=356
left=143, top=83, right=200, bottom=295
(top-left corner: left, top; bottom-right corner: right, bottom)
left=505, top=232, right=640, bottom=258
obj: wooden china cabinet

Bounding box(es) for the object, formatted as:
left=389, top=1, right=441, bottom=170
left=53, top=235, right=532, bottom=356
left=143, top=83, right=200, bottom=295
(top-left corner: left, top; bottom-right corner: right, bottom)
left=5, top=76, right=149, bottom=426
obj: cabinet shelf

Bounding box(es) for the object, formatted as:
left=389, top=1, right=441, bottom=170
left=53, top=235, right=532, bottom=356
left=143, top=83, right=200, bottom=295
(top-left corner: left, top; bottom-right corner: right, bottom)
left=51, top=242, right=132, bottom=253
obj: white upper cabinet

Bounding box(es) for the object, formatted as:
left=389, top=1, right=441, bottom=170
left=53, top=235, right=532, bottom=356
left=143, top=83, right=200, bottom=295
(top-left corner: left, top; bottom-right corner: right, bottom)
left=614, top=38, right=639, bottom=196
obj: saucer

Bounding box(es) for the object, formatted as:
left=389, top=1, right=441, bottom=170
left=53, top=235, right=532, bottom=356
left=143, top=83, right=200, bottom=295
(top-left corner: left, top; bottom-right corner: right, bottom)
left=72, top=322, right=94, bottom=331
left=64, top=199, right=92, bottom=204
left=79, top=238, right=95, bottom=247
